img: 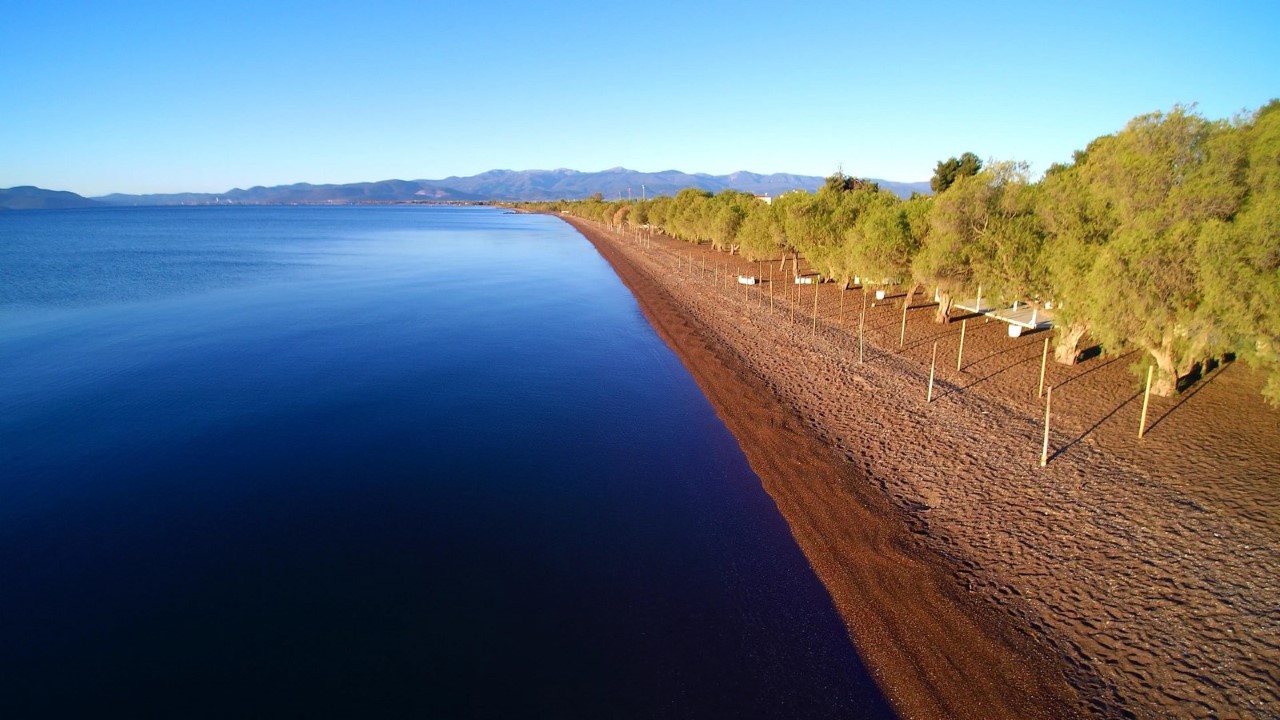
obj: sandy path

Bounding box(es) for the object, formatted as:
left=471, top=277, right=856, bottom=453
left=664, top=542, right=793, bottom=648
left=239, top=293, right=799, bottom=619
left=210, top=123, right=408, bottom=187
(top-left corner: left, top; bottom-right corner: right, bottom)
left=562, top=217, right=1280, bottom=719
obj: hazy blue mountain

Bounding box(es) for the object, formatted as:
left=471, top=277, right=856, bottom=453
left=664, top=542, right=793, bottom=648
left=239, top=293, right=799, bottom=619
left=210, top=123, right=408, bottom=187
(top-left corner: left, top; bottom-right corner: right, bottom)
left=432, top=168, right=823, bottom=200
left=90, top=168, right=932, bottom=205
left=427, top=167, right=931, bottom=199
left=0, top=186, right=100, bottom=210
left=97, top=180, right=483, bottom=206
left=430, top=167, right=929, bottom=200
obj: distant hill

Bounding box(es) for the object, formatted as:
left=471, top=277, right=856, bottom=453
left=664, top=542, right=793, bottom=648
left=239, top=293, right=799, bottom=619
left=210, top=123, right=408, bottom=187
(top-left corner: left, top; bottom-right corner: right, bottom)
left=0, top=186, right=100, bottom=210
left=429, top=167, right=846, bottom=200
left=93, top=169, right=931, bottom=205
left=96, top=180, right=484, bottom=206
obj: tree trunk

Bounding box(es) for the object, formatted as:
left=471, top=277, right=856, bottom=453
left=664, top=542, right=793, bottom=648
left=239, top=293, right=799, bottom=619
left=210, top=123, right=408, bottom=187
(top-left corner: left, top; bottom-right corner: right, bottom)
left=1053, top=323, right=1088, bottom=365
left=1177, top=331, right=1209, bottom=380
left=1148, top=342, right=1178, bottom=397
left=934, top=290, right=953, bottom=324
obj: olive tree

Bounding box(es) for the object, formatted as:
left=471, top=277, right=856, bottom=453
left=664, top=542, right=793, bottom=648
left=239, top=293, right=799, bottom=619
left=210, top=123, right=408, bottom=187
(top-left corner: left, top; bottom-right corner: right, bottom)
left=1079, top=106, right=1247, bottom=396
left=1196, top=101, right=1280, bottom=404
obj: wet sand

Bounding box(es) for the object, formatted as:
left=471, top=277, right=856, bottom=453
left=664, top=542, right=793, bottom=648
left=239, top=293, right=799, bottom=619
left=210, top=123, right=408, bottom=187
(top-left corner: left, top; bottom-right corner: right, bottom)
left=561, top=216, right=1280, bottom=719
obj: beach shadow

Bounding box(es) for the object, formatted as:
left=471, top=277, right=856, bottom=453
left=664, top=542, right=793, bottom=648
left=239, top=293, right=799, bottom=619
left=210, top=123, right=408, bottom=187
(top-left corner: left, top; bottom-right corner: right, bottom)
left=961, top=335, right=1041, bottom=369
left=932, top=352, right=1040, bottom=400
left=1051, top=389, right=1143, bottom=460
left=867, top=319, right=904, bottom=334
left=1145, top=360, right=1233, bottom=434
left=901, top=327, right=965, bottom=354
left=1055, top=350, right=1137, bottom=389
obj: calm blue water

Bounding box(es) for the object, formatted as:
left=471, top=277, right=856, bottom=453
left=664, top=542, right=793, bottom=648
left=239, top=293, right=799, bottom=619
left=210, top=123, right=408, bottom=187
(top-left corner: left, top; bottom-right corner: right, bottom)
left=0, top=206, right=889, bottom=718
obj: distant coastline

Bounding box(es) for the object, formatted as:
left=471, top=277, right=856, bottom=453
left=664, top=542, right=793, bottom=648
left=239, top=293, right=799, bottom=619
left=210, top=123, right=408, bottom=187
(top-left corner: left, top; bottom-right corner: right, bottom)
left=1, top=168, right=931, bottom=210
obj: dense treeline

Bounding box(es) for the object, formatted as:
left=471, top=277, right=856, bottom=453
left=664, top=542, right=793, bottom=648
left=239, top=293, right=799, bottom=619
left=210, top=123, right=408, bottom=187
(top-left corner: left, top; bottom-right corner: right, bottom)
left=522, top=104, right=1280, bottom=403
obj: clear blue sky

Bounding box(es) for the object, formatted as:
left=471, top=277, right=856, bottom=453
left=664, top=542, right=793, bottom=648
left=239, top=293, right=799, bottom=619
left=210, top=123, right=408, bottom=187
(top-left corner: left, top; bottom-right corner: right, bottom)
left=2, top=0, right=1276, bottom=196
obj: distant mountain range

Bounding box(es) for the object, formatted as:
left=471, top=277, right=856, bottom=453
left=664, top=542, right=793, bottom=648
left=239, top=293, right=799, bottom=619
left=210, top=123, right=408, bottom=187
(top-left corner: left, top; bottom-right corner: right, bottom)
left=3, top=169, right=932, bottom=209
left=0, top=186, right=102, bottom=210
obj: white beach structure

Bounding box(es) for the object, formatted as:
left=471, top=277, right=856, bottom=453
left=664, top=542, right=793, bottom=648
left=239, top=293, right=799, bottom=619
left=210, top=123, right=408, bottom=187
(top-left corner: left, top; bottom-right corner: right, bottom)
left=989, top=301, right=1056, bottom=337
left=954, top=286, right=1056, bottom=336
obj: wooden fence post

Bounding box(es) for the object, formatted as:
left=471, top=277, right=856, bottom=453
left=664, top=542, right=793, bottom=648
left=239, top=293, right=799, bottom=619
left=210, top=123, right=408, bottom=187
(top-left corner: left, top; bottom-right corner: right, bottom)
left=1138, top=365, right=1154, bottom=438
left=1038, top=336, right=1050, bottom=397
left=1041, top=385, right=1053, bottom=467
left=793, top=256, right=800, bottom=304
left=927, top=341, right=938, bottom=403
left=769, top=263, right=774, bottom=314
left=812, top=279, right=819, bottom=339
left=859, top=286, right=866, bottom=364
left=899, top=290, right=909, bottom=349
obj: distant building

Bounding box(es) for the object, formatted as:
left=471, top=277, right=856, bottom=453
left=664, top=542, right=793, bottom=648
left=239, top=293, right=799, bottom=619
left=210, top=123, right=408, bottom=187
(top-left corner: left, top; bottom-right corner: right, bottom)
left=754, top=194, right=773, bottom=205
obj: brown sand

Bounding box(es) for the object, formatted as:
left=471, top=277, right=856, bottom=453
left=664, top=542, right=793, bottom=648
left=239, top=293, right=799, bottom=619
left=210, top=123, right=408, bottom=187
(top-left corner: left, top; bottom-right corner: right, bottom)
left=560, top=216, right=1280, bottom=719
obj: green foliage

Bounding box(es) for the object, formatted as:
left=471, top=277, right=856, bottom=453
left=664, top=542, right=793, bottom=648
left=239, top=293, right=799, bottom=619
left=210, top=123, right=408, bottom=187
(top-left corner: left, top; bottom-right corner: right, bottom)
left=930, top=152, right=983, bottom=193
left=912, top=162, right=1044, bottom=321
left=629, top=200, right=650, bottom=227
left=1078, top=106, right=1248, bottom=395
left=775, top=182, right=887, bottom=282
left=708, top=191, right=756, bottom=252
left=737, top=201, right=784, bottom=261
left=845, top=192, right=915, bottom=284
left=823, top=171, right=879, bottom=194
left=1195, top=102, right=1280, bottom=404
left=913, top=180, right=974, bottom=294
left=917, top=165, right=1026, bottom=293
left=1037, top=155, right=1114, bottom=361
left=774, top=191, right=833, bottom=255
left=965, top=163, right=1045, bottom=302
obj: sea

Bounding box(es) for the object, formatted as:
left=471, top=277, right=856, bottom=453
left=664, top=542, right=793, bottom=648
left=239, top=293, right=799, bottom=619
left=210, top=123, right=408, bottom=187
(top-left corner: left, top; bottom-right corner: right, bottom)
left=0, top=205, right=890, bottom=717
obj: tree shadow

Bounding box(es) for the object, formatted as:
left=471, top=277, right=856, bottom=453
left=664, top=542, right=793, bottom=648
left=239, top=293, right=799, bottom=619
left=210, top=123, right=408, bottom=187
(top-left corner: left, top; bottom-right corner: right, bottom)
left=1047, top=356, right=1233, bottom=455
left=934, top=352, right=1040, bottom=400
left=1051, top=389, right=1144, bottom=460
left=1172, top=354, right=1232, bottom=392
left=1145, top=359, right=1233, bottom=434
left=901, top=326, right=966, bottom=354
left=959, top=334, right=1041, bottom=369
left=867, top=318, right=906, bottom=334
left=1055, top=350, right=1137, bottom=389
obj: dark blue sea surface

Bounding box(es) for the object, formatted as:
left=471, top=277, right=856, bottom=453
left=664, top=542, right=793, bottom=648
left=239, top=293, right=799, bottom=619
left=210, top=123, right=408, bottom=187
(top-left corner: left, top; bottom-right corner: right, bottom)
left=0, top=206, right=890, bottom=717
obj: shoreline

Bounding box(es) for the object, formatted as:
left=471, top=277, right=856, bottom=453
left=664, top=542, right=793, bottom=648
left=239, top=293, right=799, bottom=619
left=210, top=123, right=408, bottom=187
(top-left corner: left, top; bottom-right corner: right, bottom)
left=560, top=214, right=1280, bottom=719
left=563, top=216, right=1085, bottom=719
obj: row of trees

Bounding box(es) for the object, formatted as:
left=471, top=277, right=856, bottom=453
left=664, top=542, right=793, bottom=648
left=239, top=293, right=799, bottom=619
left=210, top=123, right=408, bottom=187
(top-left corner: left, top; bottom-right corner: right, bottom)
left=527, top=103, right=1279, bottom=403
